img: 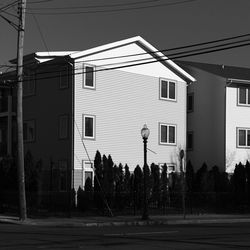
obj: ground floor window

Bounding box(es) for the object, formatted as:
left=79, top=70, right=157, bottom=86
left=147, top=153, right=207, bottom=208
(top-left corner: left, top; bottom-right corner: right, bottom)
left=237, top=128, right=250, bottom=148
left=159, top=123, right=176, bottom=145
left=83, top=114, right=96, bottom=140
left=23, top=120, right=35, bottom=142
left=82, top=161, right=94, bottom=188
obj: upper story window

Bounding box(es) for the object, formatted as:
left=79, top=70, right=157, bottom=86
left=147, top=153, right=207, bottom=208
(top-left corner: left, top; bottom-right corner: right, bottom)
left=187, top=93, right=194, bottom=112
left=59, top=66, right=69, bottom=89
left=23, top=120, right=35, bottom=142
left=238, top=87, right=250, bottom=106
left=24, top=74, right=36, bottom=97
left=83, top=65, right=95, bottom=89
left=59, top=115, right=68, bottom=139
left=160, top=79, right=176, bottom=101
left=187, top=131, right=193, bottom=151
left=159, top=123, right=176, bottom=145
left=83, top=114, right=95, bottom=140
left=237, top=128, right=250, bottom=148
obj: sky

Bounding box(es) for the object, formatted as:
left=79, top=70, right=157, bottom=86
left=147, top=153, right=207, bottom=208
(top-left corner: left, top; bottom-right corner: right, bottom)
left=1, top=0, right=250, bottom=69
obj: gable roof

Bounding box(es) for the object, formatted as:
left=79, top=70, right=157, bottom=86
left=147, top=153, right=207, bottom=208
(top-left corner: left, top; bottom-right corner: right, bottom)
left=69, top=36, right=195, bottom=83
left=176, top=60, right=250, bottom=82
left=10, top=37, right=195, bottom=83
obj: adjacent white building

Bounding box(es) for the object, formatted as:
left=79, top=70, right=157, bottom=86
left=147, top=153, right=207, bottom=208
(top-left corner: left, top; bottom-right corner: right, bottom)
left=177, top=60, right=250, bottom=172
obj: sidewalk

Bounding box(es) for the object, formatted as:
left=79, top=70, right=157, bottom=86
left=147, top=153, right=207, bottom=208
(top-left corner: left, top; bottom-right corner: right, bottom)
left=1, top=213, right=250, bottom=227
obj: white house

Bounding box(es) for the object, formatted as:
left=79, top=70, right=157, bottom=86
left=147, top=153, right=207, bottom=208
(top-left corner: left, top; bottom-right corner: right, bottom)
left=69, top=36, right=195, bottom=189
left=2, top=37, right=195, bottom=191
left=177, top=60, right=250, bottom=173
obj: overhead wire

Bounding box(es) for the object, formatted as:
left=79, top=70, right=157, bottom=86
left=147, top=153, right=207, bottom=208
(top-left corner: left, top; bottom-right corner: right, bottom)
left=25, top=0, right=198, bottom=15
left=2, top=33, right=249, bottom=70
left=27, top=0, right=162, bottom=10
left=0, top=0, right=19, bottom=29
left=31, top=13, right=50, bottom=54
left=0, top=0, right=18, bottom=12
left=14, top=36, right=250, bottom=82
left=1, top=34, right=250, bottom=83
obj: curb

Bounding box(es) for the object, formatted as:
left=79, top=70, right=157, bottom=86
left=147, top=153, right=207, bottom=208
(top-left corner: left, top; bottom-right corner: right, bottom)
left=1, top=217, right=250, bottom=227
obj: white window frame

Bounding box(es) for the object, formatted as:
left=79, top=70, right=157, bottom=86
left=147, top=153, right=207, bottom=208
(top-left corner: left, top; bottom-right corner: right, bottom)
left=159, top=78, right=177, bottom=101
left=159, top=163, right=176, bottom=174
left=23, top=120, right=35, bottom=142
left=82, top=114, right=96, bottom=140
left=82, top=160, right=94, bottom=187
left=159, top=123, right=177, bottom=145
left=238, top=87, right=250, bottom=106
left=237, top=127, right=250, bottom=148
left=83, top=64, right=96, bottom=89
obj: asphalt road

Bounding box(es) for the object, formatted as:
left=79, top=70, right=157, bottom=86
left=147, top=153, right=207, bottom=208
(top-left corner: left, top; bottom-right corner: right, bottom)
left=0, top=222, right=250, bottom=249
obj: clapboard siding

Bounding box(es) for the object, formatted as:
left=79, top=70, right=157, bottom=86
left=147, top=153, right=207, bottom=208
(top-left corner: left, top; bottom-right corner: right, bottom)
left=73, top=66, right=187, bottom=183
left=226, top=86, right=250, bottom=172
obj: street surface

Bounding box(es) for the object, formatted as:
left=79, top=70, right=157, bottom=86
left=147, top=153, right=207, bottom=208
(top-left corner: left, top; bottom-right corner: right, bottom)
left=0, top=222, right=250, bottom=249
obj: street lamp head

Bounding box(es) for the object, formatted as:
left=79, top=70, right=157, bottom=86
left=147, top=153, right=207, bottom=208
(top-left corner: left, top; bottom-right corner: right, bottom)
left=141, top=124, right=150, bottom=139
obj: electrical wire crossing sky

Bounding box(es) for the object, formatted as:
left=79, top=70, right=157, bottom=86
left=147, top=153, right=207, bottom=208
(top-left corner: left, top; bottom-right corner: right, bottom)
left=0, top=0, right=250, bottom=68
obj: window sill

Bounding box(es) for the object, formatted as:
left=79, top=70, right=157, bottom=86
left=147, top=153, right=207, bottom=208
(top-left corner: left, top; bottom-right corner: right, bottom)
left=159, top=142, right=177, bottom=146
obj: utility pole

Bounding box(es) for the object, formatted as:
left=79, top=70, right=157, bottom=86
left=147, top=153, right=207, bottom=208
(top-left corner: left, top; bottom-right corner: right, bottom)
left=16, top=0, right=27, bottom=221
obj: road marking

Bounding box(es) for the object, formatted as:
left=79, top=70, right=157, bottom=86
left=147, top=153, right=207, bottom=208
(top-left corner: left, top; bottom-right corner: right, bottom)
left=104, top=231, right=178, bottom=236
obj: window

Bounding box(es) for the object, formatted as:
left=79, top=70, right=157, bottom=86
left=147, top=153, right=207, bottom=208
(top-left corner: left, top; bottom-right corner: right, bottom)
left=187, top=93, right=194, bottom=112
left=23, top=74, right=36, bottom=96
left=187, top=131, right=193, bottom=150
left=160, top=79, right=176, bottom=101
left=238, top=87, right=250, bottom=106
left=83, top=65, right=95, bottom=89
left=59, top=115, right=68, bottom=139
left=159, top=123, right=176, bottom=145
left=83, top=161, right=94, bottom=188
left=58, top=160, right=68, bottom=191
left=59, top=66, right=69, bottom=89
left=83, top=114, right=95, bottom=139
left=23, top=120, right=35, bottom=142
left=237, top=128, right=250, bottom=148
left=159, top=163, right=176, bottom=174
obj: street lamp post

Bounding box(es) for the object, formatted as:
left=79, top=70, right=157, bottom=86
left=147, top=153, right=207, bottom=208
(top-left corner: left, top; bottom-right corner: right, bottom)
left=141, top=124, right=150, bottom=220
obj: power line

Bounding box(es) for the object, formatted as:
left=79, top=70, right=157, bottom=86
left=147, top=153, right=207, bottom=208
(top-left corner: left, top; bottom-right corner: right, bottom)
left=3, top=33, right=249, bottom=70
left=27, top=0, right=162, bottom=10
left=16, top=37, right=250, bottom=81
left=31, top=13, right=50, bottom=53
left=26, top=0, right=197, bottom=15
left=0, top=0, right=18, bottom=12
left=28, top=0, right=55, bottom=4
left=2, top=39, right=250, bottom=85
left=2, top=34, right=250, bottom=84
left=5, top=39, right=248, bottom=85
